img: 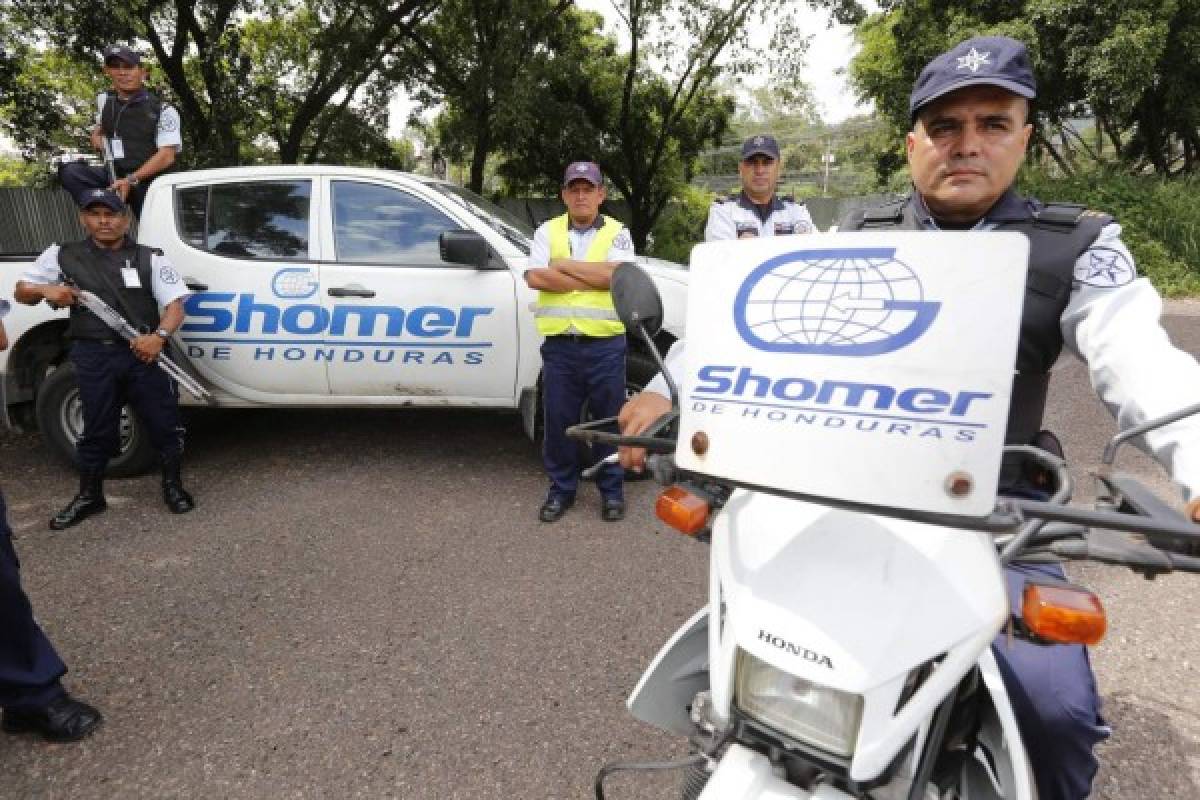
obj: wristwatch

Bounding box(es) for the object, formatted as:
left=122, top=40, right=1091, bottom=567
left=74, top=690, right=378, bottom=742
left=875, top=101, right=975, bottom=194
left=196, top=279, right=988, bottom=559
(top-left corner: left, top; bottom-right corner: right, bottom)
left=155, top=328, right=171, bottom=340
left=127, top=174, right=141, bottom=188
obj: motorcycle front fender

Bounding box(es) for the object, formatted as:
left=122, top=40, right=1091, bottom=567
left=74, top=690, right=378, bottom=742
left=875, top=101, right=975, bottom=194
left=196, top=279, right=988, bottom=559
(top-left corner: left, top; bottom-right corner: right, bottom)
left=698, top=744, right=855, bottom=799
left=627, top=607, right=710, bottom=736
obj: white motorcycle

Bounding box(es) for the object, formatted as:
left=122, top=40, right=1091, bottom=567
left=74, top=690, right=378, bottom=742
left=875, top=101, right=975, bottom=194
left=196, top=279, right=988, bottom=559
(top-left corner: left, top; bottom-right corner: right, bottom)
left=574, top=262, right=1200, bottom=800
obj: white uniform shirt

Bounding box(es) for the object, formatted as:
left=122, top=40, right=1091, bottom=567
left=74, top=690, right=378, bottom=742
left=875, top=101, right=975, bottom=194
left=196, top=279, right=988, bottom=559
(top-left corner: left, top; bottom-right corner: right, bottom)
left=648, top=219, right=1200, bottom=500
left=526, top=214, right=635, bottom=268
left=704, top=194, right=815, bottom=241
left=96, top=92, right=183, bottom=153
left=23, top=243, right=191, bottom=309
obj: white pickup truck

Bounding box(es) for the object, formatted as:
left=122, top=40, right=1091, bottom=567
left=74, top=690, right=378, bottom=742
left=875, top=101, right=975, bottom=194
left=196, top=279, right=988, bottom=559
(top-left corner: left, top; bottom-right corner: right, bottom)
left=1, top=166, right=688, bottom=475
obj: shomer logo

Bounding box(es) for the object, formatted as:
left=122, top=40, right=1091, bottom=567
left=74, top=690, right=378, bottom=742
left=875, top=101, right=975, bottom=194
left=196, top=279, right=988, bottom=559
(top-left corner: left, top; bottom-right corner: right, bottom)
left=734, top=247, right=941, bottom=357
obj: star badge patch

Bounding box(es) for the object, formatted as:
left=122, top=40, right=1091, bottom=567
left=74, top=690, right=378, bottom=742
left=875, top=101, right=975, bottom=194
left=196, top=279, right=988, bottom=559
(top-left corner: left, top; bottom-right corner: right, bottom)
left=956, top=47, right=992, bottom=73
left=1076, top=247, right=1135, bottom=288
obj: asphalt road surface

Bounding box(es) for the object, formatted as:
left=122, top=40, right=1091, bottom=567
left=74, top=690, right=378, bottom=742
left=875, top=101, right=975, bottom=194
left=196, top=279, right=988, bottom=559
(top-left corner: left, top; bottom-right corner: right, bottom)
left=2, top=301, right=1199, bottom=799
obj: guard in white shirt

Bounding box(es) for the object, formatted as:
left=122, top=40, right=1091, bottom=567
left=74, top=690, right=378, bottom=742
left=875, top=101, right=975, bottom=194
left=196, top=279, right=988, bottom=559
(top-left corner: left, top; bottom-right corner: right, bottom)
left=57, top=44, right=183, bottom=217
left=620, top=36, right=1200, bottom=800
left=704, top=134, right=814, bottom=242
left=14, top=189, right=195, bottom=530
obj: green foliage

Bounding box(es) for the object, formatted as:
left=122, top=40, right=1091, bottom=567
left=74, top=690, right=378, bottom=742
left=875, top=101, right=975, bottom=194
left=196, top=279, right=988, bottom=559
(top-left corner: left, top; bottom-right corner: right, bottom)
left=847, top=0, right=1200, bottom=177
left=1019, top=166, right=1200, bottom=295
left=0, top=155, right=53, bottom=187
left=647, top=185, right=715, bottom=264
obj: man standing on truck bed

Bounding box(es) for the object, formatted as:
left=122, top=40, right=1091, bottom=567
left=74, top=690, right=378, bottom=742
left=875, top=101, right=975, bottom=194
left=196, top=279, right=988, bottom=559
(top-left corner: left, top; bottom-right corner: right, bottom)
left=0, top=298, right=104, bottom=741
left=58, top=44, right=182, bottom=218
left=13, top=189, right=196, bottom=530
left=523, top=161, right=635, bottom=523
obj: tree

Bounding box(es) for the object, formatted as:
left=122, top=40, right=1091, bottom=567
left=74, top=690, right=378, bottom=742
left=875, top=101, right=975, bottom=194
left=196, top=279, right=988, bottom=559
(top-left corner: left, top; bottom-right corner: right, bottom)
left=498, top=0, right=862, bottom=250
left=847, top=0, right=1200, bottom=178
left=396, top=0, right=580, bottom=194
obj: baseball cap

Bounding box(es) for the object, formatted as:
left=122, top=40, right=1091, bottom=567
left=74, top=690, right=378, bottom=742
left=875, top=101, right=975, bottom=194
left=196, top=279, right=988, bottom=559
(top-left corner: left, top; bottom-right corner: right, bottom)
left=562, top=161, right=603, bottom=187
left=79, top=188, right=127, bottom=213
left=103, top=45, right=141, bottom=66
left=909, top=36, right=1036, bottom=117
left=741, top=134, right=780, bottom=161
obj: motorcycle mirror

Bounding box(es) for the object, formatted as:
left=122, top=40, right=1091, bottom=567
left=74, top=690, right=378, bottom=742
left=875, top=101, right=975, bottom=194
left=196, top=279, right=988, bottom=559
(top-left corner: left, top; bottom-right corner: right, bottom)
left=610, top=262, right=664, bottom=338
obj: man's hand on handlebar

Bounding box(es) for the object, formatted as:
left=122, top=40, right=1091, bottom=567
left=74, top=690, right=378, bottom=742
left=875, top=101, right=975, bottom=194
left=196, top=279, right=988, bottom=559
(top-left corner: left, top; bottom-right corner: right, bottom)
left=618, top=391, right=672, bottom=472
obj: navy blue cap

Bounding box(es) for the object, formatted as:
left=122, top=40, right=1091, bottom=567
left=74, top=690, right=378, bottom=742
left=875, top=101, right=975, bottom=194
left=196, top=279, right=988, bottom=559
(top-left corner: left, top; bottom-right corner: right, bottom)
left=79, top=188, right=127, bottom=213
left=909, top=36, right=1036, bottom=117
left=741, top=134, right=780, bottom=161
left=563, top=161, right=603, bottom=187
left=103, top=45, right=141, bottom=66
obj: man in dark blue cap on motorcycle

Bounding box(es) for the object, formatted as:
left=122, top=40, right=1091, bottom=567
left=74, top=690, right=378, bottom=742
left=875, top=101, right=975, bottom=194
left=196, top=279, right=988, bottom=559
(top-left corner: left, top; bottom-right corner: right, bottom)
left=620, top=35, right=1200, bottom=800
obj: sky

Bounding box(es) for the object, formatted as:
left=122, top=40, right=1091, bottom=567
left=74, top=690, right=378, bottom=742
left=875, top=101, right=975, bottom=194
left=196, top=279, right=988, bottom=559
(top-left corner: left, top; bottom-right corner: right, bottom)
left=388, top=0, right=873, bottom=139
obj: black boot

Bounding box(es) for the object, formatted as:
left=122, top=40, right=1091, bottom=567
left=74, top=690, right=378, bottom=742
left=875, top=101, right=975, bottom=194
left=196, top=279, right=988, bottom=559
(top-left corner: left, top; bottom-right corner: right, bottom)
left=161, top=461, right=195, bottom=514
left=49, top=471, right=107, bottom=530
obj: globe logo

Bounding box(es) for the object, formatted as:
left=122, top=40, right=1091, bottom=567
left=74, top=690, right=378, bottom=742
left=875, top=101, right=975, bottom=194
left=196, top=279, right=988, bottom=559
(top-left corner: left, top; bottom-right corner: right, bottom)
left=271, top=267, right=318, bottom=299
left=733, top=247, right=941, bottom=356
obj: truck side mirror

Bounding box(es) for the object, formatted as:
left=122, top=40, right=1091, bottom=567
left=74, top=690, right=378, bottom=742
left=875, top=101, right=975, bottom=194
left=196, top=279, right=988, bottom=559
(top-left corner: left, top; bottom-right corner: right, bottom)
left=439, top=230, right=492, bottom=269
left=610, top=262, right=663, bottom=337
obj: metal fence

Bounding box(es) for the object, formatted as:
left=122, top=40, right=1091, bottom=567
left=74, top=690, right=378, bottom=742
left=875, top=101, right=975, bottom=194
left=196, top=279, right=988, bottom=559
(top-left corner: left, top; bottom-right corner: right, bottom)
left=0, top=189, right=84, bottom=255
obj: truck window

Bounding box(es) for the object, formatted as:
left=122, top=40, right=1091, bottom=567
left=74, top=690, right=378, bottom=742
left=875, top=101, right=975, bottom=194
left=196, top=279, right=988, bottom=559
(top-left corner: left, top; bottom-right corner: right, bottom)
left=175, top=180, right=311, bottom=259
left=332, top=181, right=459, bottom=265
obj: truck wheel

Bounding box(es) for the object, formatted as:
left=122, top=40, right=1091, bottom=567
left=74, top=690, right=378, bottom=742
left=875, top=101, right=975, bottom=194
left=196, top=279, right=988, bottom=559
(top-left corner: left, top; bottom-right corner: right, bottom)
left=35, top=362, right=158, bottom=478
left=625, top=349, right=660, bottom=396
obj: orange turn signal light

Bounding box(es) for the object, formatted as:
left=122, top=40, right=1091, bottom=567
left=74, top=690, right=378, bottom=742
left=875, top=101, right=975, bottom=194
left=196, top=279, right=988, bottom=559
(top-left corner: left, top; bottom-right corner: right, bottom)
left=656, top=486, right=711, bottom=535
left=1022, top=583, right=1107, bottom=646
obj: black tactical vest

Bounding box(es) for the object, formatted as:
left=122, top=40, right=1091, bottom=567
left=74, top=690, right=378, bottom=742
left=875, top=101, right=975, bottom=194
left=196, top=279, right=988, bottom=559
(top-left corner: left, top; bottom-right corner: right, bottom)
left=99, top=91, right=166, bottom=177
left=839, top=194, right=1111, bottom=445
left=57, top=241, right=161, bottom=341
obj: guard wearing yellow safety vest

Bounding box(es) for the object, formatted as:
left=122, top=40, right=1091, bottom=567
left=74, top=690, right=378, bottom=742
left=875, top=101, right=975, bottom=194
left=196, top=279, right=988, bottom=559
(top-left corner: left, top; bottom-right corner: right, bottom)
left=524, top=161, right=635, bottom=523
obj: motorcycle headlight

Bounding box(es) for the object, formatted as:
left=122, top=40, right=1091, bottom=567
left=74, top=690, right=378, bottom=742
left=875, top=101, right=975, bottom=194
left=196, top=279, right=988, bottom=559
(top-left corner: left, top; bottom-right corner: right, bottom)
left=735, top=649, right=863, bottom=757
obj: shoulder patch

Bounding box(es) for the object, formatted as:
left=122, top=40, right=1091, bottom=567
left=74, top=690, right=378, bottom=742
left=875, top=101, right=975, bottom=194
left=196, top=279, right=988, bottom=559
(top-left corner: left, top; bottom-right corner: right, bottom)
left=612, top=230, right=633, bottom=251
left=1075, top=246, right=1135, bottom=288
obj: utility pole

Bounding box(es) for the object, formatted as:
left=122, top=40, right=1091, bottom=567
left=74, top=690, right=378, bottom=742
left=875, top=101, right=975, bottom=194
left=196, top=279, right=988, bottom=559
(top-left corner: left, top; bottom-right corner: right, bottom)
left=821, top=144, right=836, bottom=196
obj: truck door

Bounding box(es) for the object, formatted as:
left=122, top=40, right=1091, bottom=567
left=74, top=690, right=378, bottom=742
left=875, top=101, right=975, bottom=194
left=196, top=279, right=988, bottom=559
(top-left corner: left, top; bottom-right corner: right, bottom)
left=318, top=179, right=517, bottom=401
left=174, top=177, right=329, bottom=396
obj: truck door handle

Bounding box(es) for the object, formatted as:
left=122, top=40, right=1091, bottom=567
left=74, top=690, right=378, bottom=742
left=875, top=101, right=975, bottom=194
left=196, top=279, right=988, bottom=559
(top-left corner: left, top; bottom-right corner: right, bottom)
left=186, top=282, right=209, bottom=291
left=328, top=286, right=376, bottom=298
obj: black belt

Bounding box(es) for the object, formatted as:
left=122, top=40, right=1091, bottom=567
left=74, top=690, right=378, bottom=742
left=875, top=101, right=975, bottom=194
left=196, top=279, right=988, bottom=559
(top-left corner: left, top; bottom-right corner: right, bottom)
left=72, top=337, right=123, bottom=345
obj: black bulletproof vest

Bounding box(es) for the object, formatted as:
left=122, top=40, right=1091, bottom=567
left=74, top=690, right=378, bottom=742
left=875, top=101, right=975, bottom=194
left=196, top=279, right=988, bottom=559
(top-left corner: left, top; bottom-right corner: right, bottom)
left=100, top=91, right=164, bottom=176
left=840, top=195, right=1111, bottom=445
left=57, top=240, right=161, bottom=340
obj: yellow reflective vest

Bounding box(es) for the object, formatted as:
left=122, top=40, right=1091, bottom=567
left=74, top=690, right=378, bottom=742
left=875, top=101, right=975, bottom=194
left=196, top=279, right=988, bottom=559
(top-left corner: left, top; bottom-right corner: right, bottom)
left=534, top=214, right=626, bottom=337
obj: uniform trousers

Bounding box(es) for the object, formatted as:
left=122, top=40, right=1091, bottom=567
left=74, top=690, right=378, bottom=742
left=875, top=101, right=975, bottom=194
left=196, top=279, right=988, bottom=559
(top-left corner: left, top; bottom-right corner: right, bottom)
left=994, top=560, right=1110, bottom=800
left=58, top=161, right=151, bottom=217
left=540, top=334, right=626, bottom=502
left=0, top=490, right=68, bottom=711
left=72, top=340, right=183, bottom=472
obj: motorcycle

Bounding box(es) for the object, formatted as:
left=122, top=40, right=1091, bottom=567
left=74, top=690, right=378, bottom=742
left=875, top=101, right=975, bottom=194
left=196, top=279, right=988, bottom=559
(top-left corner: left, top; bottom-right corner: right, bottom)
left=572, top=260, right=1200, bottom=800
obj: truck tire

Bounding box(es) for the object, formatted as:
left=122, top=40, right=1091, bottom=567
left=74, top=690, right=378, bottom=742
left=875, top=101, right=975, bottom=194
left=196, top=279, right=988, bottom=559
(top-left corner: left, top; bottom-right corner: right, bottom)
left=35, top=362, right=158, bottom=478
left=625, top=349, right=660, bottom=396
